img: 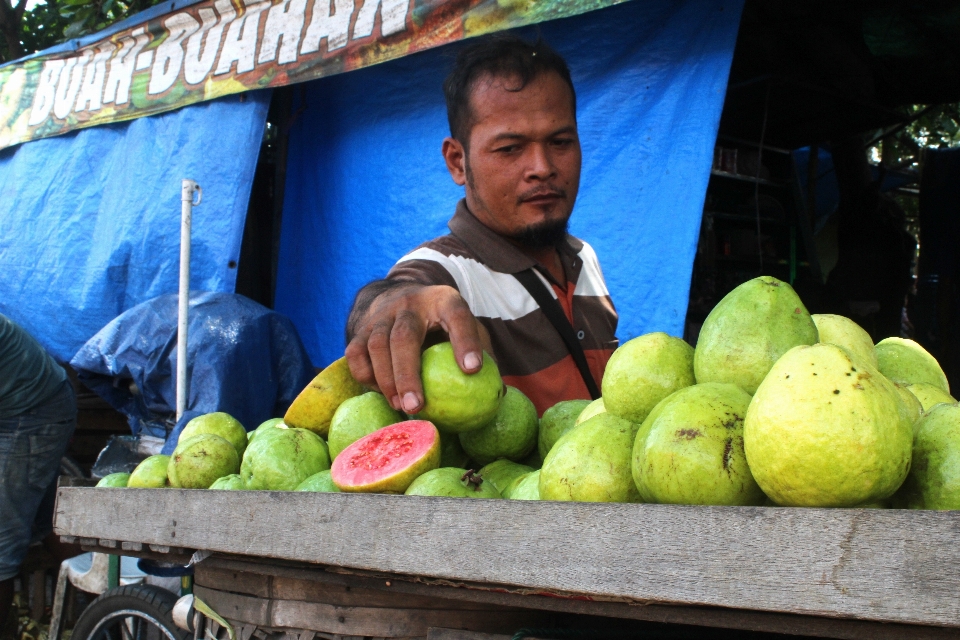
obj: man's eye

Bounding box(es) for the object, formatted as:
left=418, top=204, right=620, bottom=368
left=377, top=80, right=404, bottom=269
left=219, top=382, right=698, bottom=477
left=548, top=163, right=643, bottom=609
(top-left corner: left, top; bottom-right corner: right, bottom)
left=552, top=138, right=575, bottom=147
left=496, top=145, right=519, bottom=153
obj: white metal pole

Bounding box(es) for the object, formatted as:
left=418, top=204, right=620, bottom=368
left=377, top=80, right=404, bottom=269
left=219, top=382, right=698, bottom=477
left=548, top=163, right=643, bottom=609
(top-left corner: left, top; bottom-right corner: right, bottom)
left=178, top=180, right=201, bottom=421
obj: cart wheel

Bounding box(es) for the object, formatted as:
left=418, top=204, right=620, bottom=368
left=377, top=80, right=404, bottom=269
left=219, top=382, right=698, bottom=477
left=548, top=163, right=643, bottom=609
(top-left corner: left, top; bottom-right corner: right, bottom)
left=70, top=584, right=189, bottom=640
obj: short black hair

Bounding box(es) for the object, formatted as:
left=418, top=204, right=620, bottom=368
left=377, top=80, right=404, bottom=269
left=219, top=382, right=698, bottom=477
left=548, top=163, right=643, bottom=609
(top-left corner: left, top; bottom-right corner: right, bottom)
left=443, top=34, right=576, bottom=146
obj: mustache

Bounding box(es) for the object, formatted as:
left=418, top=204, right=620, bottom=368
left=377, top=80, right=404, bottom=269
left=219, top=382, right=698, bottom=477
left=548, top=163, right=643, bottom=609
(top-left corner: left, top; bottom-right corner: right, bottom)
left=517, top=186, right=566, bottom=204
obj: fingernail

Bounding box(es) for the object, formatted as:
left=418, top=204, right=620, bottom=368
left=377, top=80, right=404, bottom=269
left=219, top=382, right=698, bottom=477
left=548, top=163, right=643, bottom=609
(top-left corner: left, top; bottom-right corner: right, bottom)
left=391, top=395, right=401, bottom=410
left=464, top=352, right=481, bottom=370
left=402, top=392, right=420, bottom=413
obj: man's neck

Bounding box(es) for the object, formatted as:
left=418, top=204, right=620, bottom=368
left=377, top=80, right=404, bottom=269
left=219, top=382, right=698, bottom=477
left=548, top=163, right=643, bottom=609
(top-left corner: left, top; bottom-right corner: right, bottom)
left=517, top=244, right=565, bottom=286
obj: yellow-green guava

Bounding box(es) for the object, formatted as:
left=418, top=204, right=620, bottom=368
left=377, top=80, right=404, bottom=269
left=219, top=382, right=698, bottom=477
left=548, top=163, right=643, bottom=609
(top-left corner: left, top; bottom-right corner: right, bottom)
left=907, top=382, right=957, bottom=412
left=894, top=383, right=923, bottom=429
left=477, top=459, right=534, bottom=494
left=602, top=333, right=695, bottom=425
left=575, top=397, right=606, bottom=425
left=539, top=413, right=640, bottom=503
left=812, top=314, right=877, bottom=368
left=416, top=342, right=503, bottom=433
left=539, top=399, right=591, bottom=460
left=439, top=432, right=471, bottom=468
left=295, top=470, right=340, bottom=492
left=459, top=386, right=537, bottom=465
left=695, top=276, right=818, bottom=395
left=209, top=474, right=246, bottom=490
left=328, top=392, right=402, bottom=459
left=503, top=470, right=540, bottom=500
left=284, top=357, right=366, bottom=437
left=891, top=404, right=960, bottom=510
left=876, top=337, right=949, bottom=393
left=168, top=434, right=240, bottom=489
left=248, top=418, right=284, bottom=444
left=96, top=472, right=130, bottom=488
left=632, top=383, right=764, bottom=506
left=744, top=343, right=913, bottom=507
left=404, top=468, right=501, bottom=498
left=179, top=412, right=248, bottom=458
left=241, top=427, right=330, bottom=490
left=331, top=420, right=440, bottom=493
left=127, top=455, right=171, bottom=488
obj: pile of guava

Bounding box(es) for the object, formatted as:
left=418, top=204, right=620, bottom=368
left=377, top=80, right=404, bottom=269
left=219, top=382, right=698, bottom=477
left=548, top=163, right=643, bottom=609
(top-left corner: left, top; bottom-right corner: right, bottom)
left=98, top=287, right=960, bottom=512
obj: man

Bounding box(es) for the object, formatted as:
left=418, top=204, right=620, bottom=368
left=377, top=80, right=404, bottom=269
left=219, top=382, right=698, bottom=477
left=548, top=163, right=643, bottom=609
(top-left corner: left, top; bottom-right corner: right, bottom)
left=345, top=35, right=618, bottom=416
left=0, top=314, right=78, bottom=634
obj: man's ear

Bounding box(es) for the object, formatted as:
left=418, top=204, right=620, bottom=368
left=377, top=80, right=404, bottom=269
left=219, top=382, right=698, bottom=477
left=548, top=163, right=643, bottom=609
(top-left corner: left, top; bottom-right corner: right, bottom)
left=442, top=137, right=467, bottom=186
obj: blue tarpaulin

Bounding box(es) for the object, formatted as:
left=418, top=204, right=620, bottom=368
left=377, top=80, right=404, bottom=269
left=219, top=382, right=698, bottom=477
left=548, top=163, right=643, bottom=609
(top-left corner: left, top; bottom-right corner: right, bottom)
left=0, top=90, right=271, bottom=363
left=274, top=0, right=743, bottom=368
left=70, top=292, right=314, bottom=448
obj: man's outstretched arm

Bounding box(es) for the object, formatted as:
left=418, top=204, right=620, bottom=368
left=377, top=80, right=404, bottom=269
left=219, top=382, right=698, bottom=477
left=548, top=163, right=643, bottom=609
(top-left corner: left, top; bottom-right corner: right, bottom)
left=345, top=279, right=491, bottom=414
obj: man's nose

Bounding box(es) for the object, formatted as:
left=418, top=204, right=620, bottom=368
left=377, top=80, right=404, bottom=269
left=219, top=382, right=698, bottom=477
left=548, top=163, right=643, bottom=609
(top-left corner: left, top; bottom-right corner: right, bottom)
left=525, top=143, right=557, bottom=180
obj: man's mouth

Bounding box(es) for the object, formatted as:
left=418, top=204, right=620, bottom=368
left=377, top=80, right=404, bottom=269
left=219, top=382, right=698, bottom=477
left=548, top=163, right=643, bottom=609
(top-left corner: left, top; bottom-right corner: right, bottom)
left=518, top=189, right=565, bottom=205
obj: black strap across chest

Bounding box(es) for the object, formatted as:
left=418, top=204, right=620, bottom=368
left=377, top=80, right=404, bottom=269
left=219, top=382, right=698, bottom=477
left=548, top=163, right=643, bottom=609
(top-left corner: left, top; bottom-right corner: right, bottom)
left=512, top=269, right=601, bottom=400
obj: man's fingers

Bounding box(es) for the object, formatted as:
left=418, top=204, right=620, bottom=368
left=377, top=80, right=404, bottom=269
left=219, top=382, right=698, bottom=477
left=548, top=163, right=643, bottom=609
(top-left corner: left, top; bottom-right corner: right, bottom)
left=438, top=296, right=485, bottom=374
left=390, top=310, right=426, bottom=414
left=345, top=331, right=377, bottom=391
left=367, top=319, right=400, bottom=410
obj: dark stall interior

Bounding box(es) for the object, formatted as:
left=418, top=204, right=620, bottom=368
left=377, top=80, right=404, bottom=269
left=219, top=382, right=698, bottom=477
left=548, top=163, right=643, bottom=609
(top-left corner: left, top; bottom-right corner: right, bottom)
left=683, top=0, right=960, bottom=392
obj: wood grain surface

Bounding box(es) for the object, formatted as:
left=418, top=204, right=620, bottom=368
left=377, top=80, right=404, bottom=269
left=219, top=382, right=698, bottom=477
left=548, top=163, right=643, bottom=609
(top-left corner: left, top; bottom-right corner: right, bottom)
left=54, top=487, right=960, bottom=628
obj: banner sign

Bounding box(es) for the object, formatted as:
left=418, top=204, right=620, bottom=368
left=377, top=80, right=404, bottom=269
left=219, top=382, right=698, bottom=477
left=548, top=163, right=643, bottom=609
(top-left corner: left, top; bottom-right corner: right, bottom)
left=0, top=0, right=626, bottom=150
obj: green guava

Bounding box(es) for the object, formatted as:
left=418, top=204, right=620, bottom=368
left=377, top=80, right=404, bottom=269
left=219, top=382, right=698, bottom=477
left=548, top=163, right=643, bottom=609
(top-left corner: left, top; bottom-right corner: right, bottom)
left=404, top=468, right=501, bottom=498
left=503, top=470, right=540, bottom=500
left=209, top=474, right=246, bottom=490
left=602, top=332, right=695, bottom=425
left=241, top=427, right=330, bottom=490
left=96, top=472, right=130, bottom=488
left=632, top=382, right=764, bottom=506
left=694, top=276, right=819, bottom=395
left=744, top=343, right=913, bottom=507
left=812, top=314, right=877, bottom=368
left=539, top=399, right=591, bottom=460
left=439, top=432, right=471, bottom=468
left=179, top=412, right=248, bottom=458
left=295, top=470, right=340, bottom=492
left=892, top=404, right=960, bottom=510
left=894, top=384, right=923, bottom=429
left=168, top=434, right=240, bottom=489
left=248, top=418, right=285, bottom=444
left=539, top=413, right=640, bottom=503
left=127, top=455, right=171, bottom=488
left=477, top=459, right=534, bottom=494
left=416, top=342, right=503, bottom=433
left=331, top=420, right=440, bottom=493
left=907, top=382, right=957, bottom=412
left=328, top=392, right=403, bottom=459
left=876, top=337, right=950, bottom=393
left=575, top=398, right=606, bottom=426
left=459, top=386, right=538, bottom=465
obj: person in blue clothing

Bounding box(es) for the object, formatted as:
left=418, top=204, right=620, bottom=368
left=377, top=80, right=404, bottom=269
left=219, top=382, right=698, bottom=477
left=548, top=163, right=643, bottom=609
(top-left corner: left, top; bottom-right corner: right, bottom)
left=0, top=314, right=79, bottom=634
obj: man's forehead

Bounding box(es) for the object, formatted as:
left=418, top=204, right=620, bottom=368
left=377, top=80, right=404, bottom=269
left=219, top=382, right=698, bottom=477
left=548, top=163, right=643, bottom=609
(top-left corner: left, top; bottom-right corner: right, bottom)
left=466, top=71, right=576, bottom=120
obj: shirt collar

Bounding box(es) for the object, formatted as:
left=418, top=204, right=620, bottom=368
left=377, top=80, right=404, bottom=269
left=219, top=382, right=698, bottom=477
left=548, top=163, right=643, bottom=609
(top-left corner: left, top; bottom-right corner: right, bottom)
left=447, top=200, right=584, bottom=277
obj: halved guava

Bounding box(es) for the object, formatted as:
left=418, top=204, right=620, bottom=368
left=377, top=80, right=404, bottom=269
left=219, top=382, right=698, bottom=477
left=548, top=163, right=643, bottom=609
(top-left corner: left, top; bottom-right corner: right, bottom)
left=331, top=420, right=441, bottom=493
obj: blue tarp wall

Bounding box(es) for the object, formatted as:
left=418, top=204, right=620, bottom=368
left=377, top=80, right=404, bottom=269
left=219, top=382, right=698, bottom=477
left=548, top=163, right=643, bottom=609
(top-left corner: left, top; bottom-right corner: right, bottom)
left=0, top=91, right=271, bottom=362
left=274, top=0, right=744, bottom=368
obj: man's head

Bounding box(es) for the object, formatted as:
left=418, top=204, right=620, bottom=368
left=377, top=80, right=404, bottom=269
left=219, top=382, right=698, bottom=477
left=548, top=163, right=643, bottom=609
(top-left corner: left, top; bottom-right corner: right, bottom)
left=441, top=35, right=581, bottom=250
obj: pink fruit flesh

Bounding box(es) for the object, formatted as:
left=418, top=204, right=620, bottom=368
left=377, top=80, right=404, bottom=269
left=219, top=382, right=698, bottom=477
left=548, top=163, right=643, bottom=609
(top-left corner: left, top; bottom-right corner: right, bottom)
left=331, top=420, right=438, bottom=489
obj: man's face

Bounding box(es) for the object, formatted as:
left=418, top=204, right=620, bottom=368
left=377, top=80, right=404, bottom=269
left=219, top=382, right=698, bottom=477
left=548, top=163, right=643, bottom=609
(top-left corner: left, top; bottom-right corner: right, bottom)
left=442, top=71, right=581, bottom=245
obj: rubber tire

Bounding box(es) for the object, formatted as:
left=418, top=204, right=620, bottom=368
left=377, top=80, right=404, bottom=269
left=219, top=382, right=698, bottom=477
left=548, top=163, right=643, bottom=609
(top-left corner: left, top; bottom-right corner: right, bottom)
left=70, top=584, right=188, bottom=640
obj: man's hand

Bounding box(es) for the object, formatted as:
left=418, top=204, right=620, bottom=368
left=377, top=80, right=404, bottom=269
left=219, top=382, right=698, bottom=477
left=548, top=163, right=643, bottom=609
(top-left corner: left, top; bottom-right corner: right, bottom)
left=345, top=283, right=491, bottom=414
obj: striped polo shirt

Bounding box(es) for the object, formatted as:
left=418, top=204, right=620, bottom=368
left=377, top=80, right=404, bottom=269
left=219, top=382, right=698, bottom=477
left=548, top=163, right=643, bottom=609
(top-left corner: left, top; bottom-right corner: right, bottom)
left=388, top=200, right=619, bottom=416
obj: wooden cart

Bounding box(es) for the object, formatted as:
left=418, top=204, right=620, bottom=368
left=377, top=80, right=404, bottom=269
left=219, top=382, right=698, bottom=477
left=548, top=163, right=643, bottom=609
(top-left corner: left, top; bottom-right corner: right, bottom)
left=54, top=482, right=960, bottom=640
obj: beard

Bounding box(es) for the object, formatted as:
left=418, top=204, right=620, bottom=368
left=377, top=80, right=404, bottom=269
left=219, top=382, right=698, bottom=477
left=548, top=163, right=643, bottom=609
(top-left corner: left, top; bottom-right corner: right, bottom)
left=508, top=217, right=570, bottom=249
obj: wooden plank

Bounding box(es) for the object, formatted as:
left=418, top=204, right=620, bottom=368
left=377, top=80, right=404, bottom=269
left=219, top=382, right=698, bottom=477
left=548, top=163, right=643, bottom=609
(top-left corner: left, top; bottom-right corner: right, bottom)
left=195, top=565, right=509, bottom=610
left=194, top=585, right=545, bottom=636
left=53, top=487, right=960, bottom=628
left=204, top=556, right=960, bottom=640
